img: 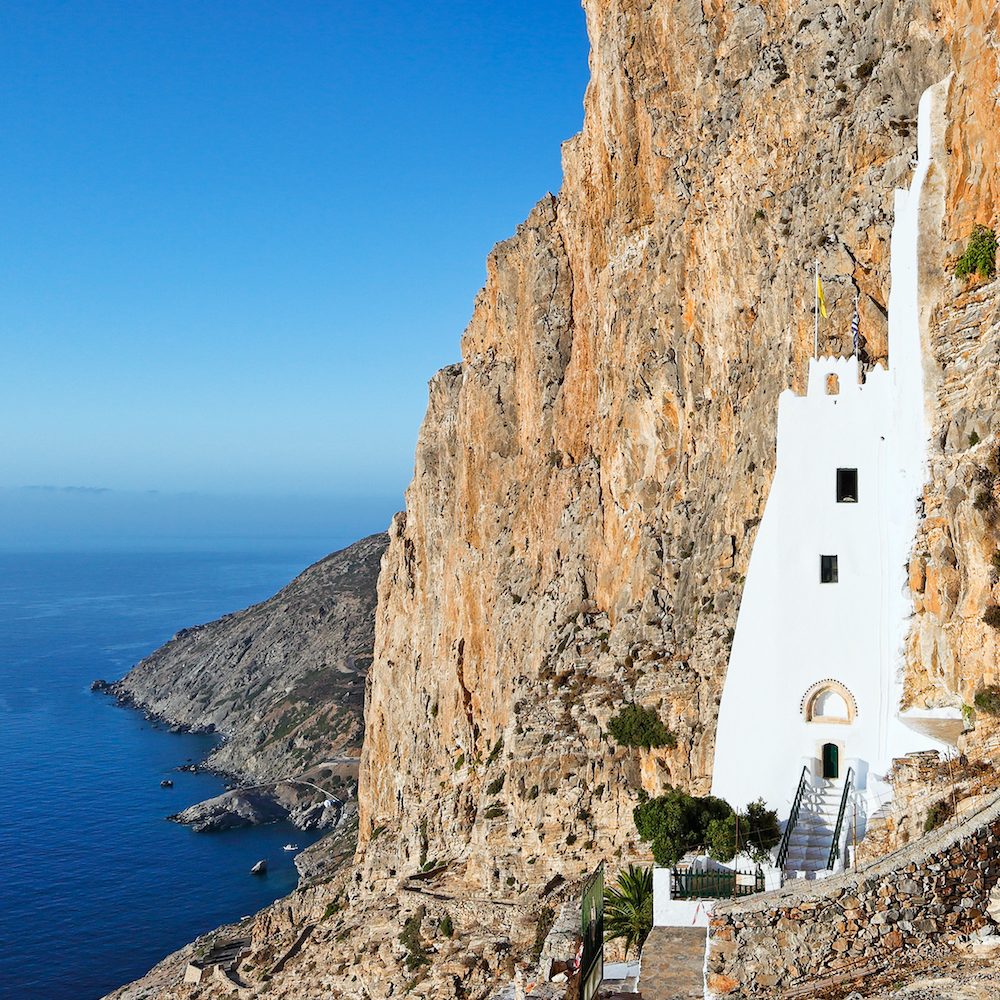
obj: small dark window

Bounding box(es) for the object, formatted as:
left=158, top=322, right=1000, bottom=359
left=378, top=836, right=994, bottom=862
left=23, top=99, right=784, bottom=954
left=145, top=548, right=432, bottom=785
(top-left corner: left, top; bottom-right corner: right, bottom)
left=837, top=468, right=858, bottom=503
left=820, top=555, right=839, bottom=583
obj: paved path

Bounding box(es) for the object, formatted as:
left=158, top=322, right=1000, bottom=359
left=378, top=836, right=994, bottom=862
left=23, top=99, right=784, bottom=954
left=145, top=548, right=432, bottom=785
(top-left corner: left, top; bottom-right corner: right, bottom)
left=638, top=927, right=706, bottom=1000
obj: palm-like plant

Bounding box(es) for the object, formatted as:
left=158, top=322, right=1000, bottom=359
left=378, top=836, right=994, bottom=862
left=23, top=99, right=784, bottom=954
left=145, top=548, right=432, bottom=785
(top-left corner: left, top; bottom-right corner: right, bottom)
left=603, top=864, right=653, bottom=959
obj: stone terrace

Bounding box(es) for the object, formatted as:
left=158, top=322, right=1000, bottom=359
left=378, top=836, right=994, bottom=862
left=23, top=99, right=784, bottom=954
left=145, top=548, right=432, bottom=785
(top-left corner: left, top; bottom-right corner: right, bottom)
left=705, top=791, right=1000, bottom=998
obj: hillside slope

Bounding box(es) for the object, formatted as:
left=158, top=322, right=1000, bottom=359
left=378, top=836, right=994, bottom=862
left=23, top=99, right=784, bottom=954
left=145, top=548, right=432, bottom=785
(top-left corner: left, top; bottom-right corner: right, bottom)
left=103, top=533, right=387, bottom=783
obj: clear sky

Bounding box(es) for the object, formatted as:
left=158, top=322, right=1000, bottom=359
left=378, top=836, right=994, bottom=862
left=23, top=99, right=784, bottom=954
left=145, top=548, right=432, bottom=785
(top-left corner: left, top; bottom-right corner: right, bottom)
left=0, top=1, right=589, bottom=545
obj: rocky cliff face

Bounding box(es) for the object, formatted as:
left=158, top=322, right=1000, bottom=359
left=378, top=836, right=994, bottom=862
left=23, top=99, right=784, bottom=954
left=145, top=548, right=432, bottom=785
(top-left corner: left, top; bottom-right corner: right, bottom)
left=898, top=3, right=1000, bottom=747
left=360, top=0, right=963, bottom=891
left=105, top=533, right=387, bottom=783
left=108, top=2, right=997, bottom=997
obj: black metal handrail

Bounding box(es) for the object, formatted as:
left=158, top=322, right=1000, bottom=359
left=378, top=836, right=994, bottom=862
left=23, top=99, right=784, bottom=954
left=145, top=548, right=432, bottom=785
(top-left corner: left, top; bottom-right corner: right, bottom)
left=826, top=766, right=855, bottom=870
left=776, top=765, right=809, bottom=870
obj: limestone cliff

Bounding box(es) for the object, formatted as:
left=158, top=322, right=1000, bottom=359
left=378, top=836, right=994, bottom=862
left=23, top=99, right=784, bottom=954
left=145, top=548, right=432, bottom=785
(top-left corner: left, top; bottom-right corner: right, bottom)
left=108, top=2, right=997, bottom=998
left=361, top=0, right=961, bottom=891
left=897, top=3, right=1000, bottom=746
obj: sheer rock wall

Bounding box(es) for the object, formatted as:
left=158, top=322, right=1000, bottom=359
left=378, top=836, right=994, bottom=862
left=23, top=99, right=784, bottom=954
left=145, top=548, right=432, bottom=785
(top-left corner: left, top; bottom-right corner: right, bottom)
left=359, top=0, right=958, bottom=897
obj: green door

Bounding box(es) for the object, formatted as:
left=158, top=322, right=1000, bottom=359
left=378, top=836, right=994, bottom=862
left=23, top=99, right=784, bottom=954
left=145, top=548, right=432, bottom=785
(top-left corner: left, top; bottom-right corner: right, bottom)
left=822, top=743, right=839, bottom=779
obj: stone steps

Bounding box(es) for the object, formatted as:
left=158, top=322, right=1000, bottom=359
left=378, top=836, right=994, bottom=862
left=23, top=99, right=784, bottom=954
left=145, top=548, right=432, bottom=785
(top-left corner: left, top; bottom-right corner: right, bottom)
left=783, top=780, right=850, bottom=874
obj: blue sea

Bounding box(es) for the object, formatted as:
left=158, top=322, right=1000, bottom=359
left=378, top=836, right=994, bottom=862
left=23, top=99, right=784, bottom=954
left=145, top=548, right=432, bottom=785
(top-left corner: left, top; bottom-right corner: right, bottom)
left=0, top=548, right=341, bottom=999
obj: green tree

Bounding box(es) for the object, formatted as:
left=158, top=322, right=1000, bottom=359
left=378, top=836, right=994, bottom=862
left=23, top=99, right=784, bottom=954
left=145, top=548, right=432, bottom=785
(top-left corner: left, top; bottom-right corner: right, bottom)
left=603, top=865, right=653, bottom=959
left=633, top=788, right=733, bottom=866
left=706, top=799, right=781, bottom=863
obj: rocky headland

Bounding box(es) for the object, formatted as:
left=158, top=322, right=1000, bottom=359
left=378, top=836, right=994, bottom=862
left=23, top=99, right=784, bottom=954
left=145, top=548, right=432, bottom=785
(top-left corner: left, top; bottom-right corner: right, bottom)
left=96, top=533, right=387, bottom=833
left=106, top=1, right=998, bottom=998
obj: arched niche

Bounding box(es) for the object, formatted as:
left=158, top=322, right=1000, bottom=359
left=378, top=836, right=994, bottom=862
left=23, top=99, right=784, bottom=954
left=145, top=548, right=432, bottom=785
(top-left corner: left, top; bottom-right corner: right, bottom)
left=801, top=680, right=857, bottom=725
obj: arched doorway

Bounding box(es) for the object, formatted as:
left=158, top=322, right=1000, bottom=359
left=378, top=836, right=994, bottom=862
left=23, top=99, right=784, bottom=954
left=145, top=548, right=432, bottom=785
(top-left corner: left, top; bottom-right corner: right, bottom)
left=822, top=742, right=840, bottom=779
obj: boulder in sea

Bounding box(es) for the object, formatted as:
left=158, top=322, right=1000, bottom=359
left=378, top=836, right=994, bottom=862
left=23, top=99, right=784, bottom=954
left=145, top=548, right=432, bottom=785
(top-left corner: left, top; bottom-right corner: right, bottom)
left=250, top=860, right=267, bottom=876
left=160, top=779, right=174, bottom=788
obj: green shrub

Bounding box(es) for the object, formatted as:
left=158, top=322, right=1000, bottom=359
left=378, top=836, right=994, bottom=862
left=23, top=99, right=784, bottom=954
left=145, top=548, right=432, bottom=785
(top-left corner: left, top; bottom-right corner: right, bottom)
left=486, top=774, right=505, bottom=796
left=484, top=805, right=506, bottom=820
left=438, top=913, right=454, bottom=938
left=633, top=787, right=733, bottom=866
left=974, top=489, right=995, bottom=511
left=992, top=551, right=1000, bottom=575
left=532, top=907, right=555, bottom=961
left=970, top=430, right=981, bottom=446
left=399, top=909, right=428, bottom=971
left=608, top=704, right=676, bottom=749
left=974, top=683, right=1000, bottom=713
left=924, top=800, right=953, bottom=832
left=955, top=225, right=998, bottom=281
left=983, top=607, right=1000, bottom=632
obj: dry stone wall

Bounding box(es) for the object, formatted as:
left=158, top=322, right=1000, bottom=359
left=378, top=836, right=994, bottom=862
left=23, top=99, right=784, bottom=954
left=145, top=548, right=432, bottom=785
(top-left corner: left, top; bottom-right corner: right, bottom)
left=706, top=792, right=1000, bottom=998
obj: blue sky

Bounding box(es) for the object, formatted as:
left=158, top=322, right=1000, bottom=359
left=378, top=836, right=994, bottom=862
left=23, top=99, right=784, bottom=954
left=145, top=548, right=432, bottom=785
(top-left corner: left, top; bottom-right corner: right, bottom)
left=0, top=1, right=589, bottom=531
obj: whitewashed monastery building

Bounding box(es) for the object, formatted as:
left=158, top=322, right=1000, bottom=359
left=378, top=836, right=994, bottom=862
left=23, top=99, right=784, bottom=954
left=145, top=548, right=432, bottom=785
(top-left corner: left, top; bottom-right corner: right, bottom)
left=711, top=77, right=957, bottom=876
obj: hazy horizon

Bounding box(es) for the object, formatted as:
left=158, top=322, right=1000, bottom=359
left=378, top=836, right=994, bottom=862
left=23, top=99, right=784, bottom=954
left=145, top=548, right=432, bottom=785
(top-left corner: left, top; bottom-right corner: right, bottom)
left=1, top=2, right=589, bottom=502
left=0, top=484, right=400, bottom=553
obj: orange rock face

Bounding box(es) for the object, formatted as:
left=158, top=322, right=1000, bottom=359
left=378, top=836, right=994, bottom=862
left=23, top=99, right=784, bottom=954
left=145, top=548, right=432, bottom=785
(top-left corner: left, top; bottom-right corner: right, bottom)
left=359, top=0, right=990, bottom=899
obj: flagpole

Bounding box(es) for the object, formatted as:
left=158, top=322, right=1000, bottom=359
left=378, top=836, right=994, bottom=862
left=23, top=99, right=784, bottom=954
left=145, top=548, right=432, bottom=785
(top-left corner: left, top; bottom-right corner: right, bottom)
left=854, top=291, right=859, bottom=358
left=814, top=260, right=819, bottom=358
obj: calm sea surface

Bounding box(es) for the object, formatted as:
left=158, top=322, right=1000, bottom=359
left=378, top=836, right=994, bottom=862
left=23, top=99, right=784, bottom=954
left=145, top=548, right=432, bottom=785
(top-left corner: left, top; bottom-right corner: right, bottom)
left=0, top=549, right=337, bottom=999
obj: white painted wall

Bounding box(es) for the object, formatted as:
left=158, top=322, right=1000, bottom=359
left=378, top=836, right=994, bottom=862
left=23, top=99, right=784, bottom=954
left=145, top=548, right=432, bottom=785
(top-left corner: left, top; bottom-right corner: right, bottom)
left=711, top=79, right=952, bottom=830
left=652, top=861, right=782, bottom=928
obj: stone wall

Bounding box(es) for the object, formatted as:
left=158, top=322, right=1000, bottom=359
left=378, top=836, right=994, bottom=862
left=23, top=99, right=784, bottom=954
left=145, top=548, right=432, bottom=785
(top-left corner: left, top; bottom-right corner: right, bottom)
left=706, top=792, right=1000, bottom=998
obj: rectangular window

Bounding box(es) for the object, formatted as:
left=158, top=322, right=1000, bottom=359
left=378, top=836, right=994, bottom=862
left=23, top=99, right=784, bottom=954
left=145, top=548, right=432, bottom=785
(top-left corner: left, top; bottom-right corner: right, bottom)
left=820, top=555, right=839, bottom=583
left=837, top=468, right=858, bottom=503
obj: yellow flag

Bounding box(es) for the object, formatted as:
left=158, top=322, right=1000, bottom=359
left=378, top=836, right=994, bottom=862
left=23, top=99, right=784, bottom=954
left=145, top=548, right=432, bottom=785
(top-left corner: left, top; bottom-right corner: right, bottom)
left=817, top=274, right=828, bottom=318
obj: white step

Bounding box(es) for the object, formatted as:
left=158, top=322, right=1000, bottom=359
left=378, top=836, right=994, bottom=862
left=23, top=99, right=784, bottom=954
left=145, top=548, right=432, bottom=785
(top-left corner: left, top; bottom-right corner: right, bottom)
left=780, top=777, right=853, bottom=875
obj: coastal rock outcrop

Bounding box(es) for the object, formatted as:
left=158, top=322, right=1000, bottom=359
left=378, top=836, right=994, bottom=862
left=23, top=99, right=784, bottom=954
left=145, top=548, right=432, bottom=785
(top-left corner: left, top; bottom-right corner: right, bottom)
left=169, top=777, right=341, bottom=833
left=103, top=533, right=387, bottom=783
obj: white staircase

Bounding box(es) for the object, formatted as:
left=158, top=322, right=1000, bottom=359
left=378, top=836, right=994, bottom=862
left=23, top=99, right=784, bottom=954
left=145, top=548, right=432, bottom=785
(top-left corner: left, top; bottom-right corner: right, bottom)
left=782, top=779, right=850, bottom=878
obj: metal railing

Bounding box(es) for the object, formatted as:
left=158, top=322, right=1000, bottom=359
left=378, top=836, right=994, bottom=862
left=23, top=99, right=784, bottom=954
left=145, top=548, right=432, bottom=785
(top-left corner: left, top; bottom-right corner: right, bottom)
left=826, top=766, right=855, bottom=870
left=670, top=869, right=765, bottom=900
left=776, top=765, right=810, bottom=870
left=579, top=862, right=604, bottom=1000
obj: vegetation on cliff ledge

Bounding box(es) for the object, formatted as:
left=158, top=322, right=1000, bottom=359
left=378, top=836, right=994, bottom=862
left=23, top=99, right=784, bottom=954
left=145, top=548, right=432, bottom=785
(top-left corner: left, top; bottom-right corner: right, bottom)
left=955, top=225, right=998, bottom=281
left=974, top=683, right=1000, bottom=713
left=607, top=704, right=676, bottom=749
